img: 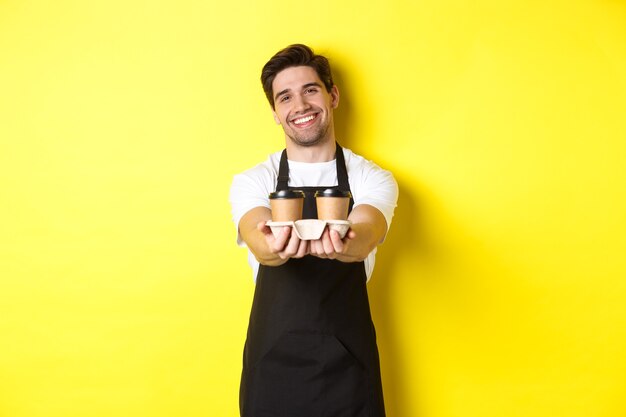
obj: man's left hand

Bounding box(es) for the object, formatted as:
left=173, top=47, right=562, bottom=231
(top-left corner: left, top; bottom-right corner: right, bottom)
left=309, top=228, right=356, bottom=260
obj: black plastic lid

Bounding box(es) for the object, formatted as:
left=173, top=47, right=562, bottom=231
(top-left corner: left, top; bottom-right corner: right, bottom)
left=268, top=189, right=305, bottom=199
left=314, top=189, right=352, bottom=198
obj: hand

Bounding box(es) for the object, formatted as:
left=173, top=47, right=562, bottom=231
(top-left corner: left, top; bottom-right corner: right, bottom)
left=309, top=227, right=356, bottom=260
left=258, top=221, right=309, bottom=261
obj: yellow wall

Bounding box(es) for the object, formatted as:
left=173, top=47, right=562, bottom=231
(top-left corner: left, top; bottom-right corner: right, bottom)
left=1, top=0, right=625, bottom=416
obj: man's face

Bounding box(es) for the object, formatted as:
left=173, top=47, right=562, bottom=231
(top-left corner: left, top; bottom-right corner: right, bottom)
left=271, top=66, right=339, bottom=147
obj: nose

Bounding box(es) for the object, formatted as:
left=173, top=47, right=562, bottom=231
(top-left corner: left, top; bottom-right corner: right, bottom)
left=293, top=94, right=311, bottom=113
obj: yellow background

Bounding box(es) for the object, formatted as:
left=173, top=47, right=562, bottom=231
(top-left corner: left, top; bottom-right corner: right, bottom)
left=1, top=0, right=625, bottom=416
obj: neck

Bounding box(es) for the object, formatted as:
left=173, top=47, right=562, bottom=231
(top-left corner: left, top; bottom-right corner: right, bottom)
left=285, top=137, right=337, bottom=163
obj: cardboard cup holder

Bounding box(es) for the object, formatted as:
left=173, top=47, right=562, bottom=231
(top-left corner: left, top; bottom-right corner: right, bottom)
left=266, top=219, right=351, bottom=240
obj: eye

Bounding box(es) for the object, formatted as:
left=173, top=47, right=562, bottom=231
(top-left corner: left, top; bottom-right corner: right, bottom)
left=279, top=95, right=290, bottom=102
left=305, top=87, right=318, bottom=94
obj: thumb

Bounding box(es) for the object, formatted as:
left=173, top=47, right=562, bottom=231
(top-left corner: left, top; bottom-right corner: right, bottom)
left=257, top=220, right=271, bottom=234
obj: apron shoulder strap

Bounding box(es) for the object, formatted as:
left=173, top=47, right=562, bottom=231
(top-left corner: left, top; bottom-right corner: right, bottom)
left=277, top=149, right=290, bottom=190
left=276, top=143, right=349, bottom=191
left=335, top=143, right=350, bottom=190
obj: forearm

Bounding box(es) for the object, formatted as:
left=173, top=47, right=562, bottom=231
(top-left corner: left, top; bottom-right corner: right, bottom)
left=334, top=223, right=379, bottom=262
left=243, top=227, right=287, bottom=266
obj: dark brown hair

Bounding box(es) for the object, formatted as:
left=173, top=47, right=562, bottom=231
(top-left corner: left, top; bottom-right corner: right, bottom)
left=261, top=44, right=334, bottom=109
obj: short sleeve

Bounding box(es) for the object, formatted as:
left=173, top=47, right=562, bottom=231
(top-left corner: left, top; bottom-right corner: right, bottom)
left=229, top=164, right=276, bottom=246
left=347, top=153, right=399, bottom=234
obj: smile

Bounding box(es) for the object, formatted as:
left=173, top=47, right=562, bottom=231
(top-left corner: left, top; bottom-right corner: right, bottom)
left=292, top=113, right=318, bottom=126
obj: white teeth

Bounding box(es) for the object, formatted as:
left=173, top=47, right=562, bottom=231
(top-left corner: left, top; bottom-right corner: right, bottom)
left=293, top=114, right=315, bottom=125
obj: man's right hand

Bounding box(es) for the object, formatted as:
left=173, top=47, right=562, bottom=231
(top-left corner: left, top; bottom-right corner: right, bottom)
left=238, top=207, right=309, bottom=266
left=257, top=221, right=309, bottom=262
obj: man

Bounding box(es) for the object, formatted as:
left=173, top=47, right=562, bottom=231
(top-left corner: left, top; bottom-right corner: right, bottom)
left=230, top=44, right=398, bottom=417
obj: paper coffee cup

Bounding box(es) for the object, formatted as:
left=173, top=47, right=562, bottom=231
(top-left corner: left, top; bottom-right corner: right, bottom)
left=314, top=189, right=352, bottom=220
left=269, top=190, right=305, bottom=221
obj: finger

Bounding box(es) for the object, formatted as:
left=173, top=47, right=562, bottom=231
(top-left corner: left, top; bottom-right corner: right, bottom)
left=270, top=226, right=291, bottom=253
left=308, top=237, right=317, bottom=255
left=329, top=229, right=344, bottom=253
left=321, top=230, right=336, bottom=257
left=294, top=239, right=309, bottom=258
left=281, top=228, right=301, bottom=257
left=257, top=220, right=271, bottom=234
left=311, top=238, right=325, bottom=258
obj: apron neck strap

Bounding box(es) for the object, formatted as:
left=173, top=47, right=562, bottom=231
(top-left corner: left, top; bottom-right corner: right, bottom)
left=276, top=142, right=349, bottom=191
left=335, top=143, right=349, bottom=189
left=277, top=149, right=290, bottom=190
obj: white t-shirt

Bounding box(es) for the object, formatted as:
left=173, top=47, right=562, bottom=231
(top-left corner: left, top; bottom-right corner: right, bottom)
left=229, top=147, right=398, bottom=282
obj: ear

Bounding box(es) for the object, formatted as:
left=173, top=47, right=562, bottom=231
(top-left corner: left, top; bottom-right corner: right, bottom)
left=330, top=85, right=340, bottom=109
left=272, top=109, right=281, bottom=125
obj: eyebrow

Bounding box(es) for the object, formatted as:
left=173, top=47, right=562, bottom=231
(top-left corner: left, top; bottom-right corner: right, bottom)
left=274, top=82, right=323, bottom=102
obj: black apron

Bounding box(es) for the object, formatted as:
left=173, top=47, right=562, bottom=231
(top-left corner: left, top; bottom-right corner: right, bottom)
left=240, top=143, right=386, bottom=417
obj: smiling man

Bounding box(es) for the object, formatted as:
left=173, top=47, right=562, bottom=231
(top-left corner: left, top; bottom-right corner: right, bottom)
left=271, top=66, right=337, bottom=148
left=229, top=44, right=398, bottom=417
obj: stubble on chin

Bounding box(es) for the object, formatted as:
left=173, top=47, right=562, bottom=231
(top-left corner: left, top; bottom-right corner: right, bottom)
left=285, top=124, right=330, bottom=148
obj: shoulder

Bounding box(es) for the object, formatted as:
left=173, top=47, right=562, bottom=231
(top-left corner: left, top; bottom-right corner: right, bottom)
left=342, top=147, right=395, bottom=183
left=229, top=150, right=282, bottom=230
left=229, top=150, right=282, bottom=206
left=341, top=147, right=398, bottom=230
left=234, top=150, right=282, bottom=183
